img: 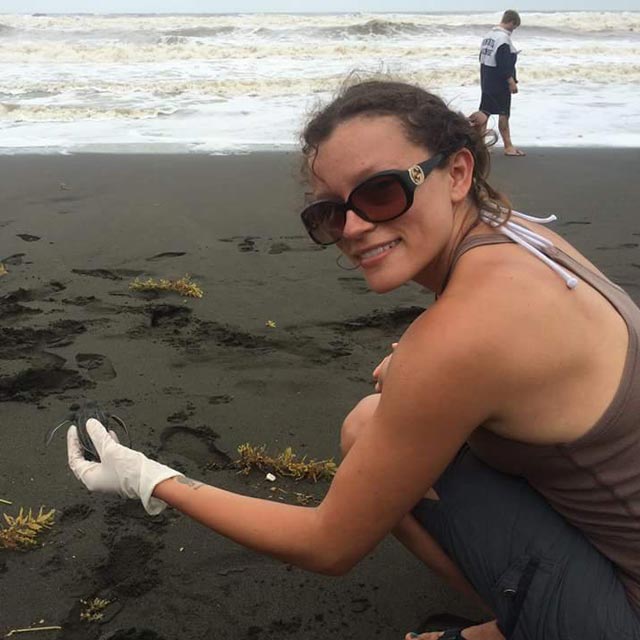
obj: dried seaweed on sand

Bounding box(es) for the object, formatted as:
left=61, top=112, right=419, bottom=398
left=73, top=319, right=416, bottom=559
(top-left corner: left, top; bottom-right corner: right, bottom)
left=0, top=506, right=55, bottom=550
left=129, top=274, right=203, bottom=298
left=236, top=443, right=337, bottom=482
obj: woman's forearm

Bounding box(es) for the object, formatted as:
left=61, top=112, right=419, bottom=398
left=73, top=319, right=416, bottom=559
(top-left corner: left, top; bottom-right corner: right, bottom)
left=153, top=476, right=337, bottom=573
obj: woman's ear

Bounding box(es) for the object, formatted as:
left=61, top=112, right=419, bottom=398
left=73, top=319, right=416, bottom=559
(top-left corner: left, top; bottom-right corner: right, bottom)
left=448, top=148, right=475, bottom=204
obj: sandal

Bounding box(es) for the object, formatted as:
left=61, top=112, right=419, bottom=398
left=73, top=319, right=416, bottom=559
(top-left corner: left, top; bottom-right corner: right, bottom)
left=439, top=629, right=470, bottom=639
left=409, top=614, right=483, bottom=639
left=409, top=628, right=470, bottom=639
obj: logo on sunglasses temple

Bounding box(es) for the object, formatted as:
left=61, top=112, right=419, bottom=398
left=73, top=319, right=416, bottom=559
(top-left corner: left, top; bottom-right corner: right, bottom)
left=409, top=165, right=425, bottom=185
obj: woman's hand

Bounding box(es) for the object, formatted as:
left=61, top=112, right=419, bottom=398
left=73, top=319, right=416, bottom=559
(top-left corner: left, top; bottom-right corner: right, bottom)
left=372, top=342, right=398, bottom=392
left=67, top=419, right=183, bottom=515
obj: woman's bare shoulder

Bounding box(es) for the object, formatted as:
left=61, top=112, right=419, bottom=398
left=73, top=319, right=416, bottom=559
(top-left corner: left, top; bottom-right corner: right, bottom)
left=390, top=261, right=569, bottom=414
left=380, top=283, right=522, bottom=428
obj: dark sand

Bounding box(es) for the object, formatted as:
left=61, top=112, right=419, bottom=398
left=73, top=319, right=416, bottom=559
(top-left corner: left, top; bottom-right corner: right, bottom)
left=1, top=148, right=639, bottom=639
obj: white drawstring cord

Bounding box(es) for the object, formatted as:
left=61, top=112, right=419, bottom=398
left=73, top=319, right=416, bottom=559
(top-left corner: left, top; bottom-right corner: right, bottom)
left=504, top=222, right=553, bottom=249
left=510, top=211, right=558, bottom=224
left=480, top=210, right=579, bottom=289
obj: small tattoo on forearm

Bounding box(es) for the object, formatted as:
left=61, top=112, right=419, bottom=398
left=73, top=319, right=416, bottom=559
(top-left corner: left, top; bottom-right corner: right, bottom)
left=176, top=477, right=204, bottom=490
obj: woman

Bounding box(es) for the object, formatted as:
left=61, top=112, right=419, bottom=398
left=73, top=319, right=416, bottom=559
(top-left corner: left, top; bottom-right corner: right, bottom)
left=67, top=80, right=640, bottom=640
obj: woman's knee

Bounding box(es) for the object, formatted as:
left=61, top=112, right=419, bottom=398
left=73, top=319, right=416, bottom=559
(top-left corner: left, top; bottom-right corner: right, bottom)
left=340, top=393, right=380, bottom=458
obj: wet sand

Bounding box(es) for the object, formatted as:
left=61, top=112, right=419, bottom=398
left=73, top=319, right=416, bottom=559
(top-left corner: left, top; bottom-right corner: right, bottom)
left=1, top=148, right=639, bottom=639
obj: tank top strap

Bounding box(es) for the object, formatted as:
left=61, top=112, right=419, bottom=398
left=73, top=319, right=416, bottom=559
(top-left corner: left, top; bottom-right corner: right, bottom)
left=540, top=244, right=625, bottom=293
left=441, top=209, right=577, bottom=294
left=449, top=233, right=514, bottom=275
left=446, top=210, right=634, bottom=315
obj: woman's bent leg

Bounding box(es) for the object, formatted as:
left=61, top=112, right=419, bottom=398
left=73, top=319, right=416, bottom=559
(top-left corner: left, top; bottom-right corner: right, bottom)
left=341, top=396, right=491, bottom=614
left=412, top=447, right=640, bottom=640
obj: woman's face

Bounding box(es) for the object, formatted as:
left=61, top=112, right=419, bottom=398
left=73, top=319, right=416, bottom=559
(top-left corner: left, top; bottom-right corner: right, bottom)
left=310, top=115, right=461, bottom=293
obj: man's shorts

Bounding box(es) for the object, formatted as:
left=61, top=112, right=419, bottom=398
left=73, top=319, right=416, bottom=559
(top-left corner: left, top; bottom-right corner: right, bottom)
left=411, top=446, right=640, bottom=640
left=479, top=90, right=512, bottom=117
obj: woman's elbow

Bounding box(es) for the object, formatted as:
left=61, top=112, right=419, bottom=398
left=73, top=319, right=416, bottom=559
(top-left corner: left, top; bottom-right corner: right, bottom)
left=304, top=554, right=358, bottom=577
left=297, top=541, right=362, bottom=576
left=293, top=510, right=371, bottom=576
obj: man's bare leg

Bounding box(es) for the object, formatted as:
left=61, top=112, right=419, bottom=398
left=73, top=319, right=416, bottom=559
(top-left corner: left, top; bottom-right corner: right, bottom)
left=341, top=395, right=504, bottom=640
left=498, top=114, right=525, bottom=156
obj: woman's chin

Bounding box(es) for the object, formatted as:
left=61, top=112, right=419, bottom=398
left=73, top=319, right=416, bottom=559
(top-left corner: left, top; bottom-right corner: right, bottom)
left=362, top=273, right=405, bottom=294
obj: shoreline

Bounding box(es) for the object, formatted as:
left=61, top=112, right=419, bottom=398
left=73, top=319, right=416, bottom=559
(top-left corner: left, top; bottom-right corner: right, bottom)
left=1, top=147, right=639, bottom=639
left=0, top=143, right=638, bottom=157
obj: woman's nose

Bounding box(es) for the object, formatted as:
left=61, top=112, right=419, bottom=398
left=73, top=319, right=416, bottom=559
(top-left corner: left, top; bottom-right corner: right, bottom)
left=342, top=209, right=375, bottom=239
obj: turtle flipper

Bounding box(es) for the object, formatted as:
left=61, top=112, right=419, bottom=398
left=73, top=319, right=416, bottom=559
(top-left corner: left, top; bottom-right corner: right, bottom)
left=44, top=419, right=71, bottom=448
left=75, top=400, right=104, bottom=462
left=47, top=400, right=131, bottom=462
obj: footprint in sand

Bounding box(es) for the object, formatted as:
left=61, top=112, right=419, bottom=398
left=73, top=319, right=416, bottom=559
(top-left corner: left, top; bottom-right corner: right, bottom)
left=268, top=241, right=291, bottom=254
left=17, top=233, right=40, bottom=242
left=145, top=251, right=187, bottom=261
left=2, top=253, right=26, bottom=265
left=72, top=268, right=143, bottom=280
left=159, top=425, right=231, bottom=467
left=596, top=243, right=639, bottom=251
left=59, top=503, right=94, bottom=524
left=338, top=276, right=369, bottom=295
left=238, top=237, right=258, bottom=252
left=270, top=237, right=324, bottom=253
left=75, top=353, right=117, bottom=381
left=0, top=367, right=88, bottom=402
left=72, top=268, right=123, bottom=280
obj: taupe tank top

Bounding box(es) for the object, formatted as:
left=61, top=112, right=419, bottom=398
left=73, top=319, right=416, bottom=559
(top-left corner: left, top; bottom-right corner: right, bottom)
left=449, top=231, right=640, bottom=611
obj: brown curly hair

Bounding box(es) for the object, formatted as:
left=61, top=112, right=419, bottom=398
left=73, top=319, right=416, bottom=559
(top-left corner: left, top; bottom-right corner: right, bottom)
left=301, top=78, right=511, bottom=221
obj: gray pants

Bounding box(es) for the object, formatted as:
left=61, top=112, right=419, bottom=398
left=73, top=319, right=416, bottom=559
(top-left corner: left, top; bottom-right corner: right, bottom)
left=412, top=447, right=640, bottom=640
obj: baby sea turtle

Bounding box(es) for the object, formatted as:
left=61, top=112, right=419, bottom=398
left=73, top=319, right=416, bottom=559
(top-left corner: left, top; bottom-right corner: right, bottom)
left=45, top=399, right=130, bottom=462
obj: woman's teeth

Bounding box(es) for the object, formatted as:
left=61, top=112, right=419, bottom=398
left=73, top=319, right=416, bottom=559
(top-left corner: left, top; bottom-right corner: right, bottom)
left=360, top=240, right=400, bottom=260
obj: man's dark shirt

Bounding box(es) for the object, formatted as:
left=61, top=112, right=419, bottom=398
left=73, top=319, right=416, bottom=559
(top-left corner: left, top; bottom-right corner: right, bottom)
left=480, top=42, right=517, bottom=94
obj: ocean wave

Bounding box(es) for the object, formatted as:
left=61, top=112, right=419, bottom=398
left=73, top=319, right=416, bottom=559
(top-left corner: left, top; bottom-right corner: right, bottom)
left=0, top=39, right=464, bottom=63
left=2, top=37, right=638, bottom=65
left=2, top=61, right=638, bottom=119
left=305, top=18, right=426, bottom=38
left=1, top=11, right=638, bottom=40
left=517, top=24, right=640, bottom=39
left=0, top=102, right=177, bottom=121
left=163, top=25, right=237, bottom=38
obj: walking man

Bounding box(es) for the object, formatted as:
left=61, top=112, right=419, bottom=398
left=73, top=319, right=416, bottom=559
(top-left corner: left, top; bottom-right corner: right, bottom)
left=478, top=10, right=525, bottom=156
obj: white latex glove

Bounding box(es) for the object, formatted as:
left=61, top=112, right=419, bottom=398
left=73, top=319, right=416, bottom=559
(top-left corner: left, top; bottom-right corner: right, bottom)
left=67, top=418, right=183, bottom=515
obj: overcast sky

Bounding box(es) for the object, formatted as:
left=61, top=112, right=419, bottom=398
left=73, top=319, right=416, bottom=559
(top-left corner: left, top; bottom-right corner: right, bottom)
left=0, top=0, right=637, bottom=13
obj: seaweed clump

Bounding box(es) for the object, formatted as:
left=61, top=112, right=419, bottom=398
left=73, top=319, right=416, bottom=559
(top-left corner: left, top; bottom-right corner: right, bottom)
left=0, top=506, right=56, bottom=550
left=129, top=275, right=203, bottom=299
left=80, top=597, right=112, bottom=622
left=236, top=444, right=337, bottom=482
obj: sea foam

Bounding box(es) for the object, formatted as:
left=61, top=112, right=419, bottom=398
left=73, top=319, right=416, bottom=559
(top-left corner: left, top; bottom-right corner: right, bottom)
left=0, top=11, right=638, bottom=153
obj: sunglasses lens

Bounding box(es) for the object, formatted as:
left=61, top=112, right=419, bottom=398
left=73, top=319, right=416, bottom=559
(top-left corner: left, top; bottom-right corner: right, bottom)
left=301, top=202, right=346, bottom=245
left=351, top=175, right=408, bottom=221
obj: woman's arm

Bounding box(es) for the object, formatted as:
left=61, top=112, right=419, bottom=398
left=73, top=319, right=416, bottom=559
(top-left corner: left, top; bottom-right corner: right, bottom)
left=153, top=476, right=333, bottom=572
left=152, top=298, right=501, bottom=575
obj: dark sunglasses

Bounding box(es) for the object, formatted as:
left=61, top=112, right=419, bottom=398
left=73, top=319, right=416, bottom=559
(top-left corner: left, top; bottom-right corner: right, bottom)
left=301, top=153, right=445, bottom=245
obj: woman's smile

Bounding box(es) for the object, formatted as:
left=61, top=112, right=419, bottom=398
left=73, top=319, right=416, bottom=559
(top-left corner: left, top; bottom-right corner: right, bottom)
left=356, top=239, right=402, bottom=266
